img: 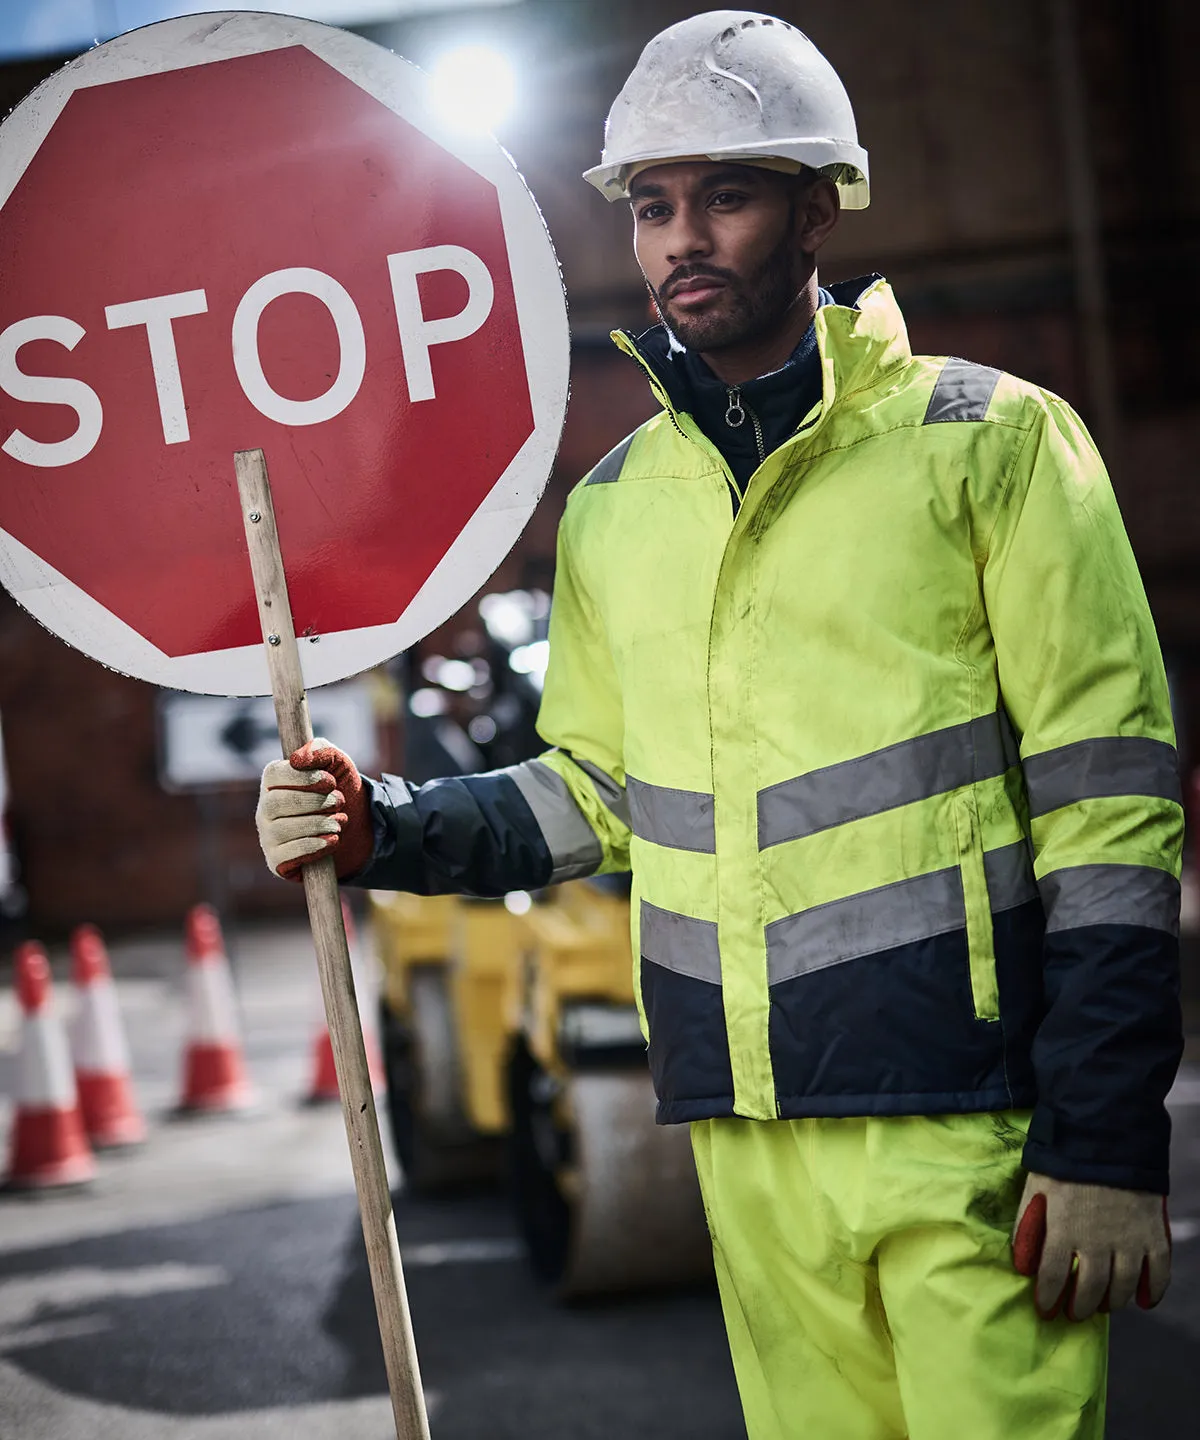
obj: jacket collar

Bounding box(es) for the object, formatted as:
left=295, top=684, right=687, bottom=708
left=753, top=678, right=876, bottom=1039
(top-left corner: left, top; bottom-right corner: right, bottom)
left=613, top=275, right=912, bottom=431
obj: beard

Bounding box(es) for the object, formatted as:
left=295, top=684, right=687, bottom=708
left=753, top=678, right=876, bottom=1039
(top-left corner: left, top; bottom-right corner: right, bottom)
left=649, top=223, right=803, bottom=355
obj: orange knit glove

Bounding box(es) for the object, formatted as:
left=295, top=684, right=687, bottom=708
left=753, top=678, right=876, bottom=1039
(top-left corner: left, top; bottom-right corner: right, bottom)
left=1012, top=1171, right=1172, bottom=1320
left=255, top=738, right=374, bottom=881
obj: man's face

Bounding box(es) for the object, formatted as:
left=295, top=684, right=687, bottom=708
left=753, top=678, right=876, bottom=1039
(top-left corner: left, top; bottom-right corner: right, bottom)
left=630, top=161, right=808, bottom=353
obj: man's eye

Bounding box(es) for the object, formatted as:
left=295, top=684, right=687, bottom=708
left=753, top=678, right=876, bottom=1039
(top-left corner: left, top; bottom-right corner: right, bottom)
left=709, top=191, right=745, bottom=208
left=637, top=202, right=670, bottom=222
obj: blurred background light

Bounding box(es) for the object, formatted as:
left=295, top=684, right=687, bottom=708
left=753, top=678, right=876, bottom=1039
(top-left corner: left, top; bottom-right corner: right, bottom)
left=420, top=656, right=479, bottom=692
left=430, top=43, right=516, bottom=134
left=508, top=639, right=549, bottom=690
left=479, top=590, right=541, bottom=648
left=467, top=714, right=498, bottom=744
left=408, top=686, right=447, bottom=718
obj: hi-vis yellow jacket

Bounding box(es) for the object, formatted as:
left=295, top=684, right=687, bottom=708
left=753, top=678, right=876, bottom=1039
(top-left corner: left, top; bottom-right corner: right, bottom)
left=356, top=276, right=1184, bottom=1192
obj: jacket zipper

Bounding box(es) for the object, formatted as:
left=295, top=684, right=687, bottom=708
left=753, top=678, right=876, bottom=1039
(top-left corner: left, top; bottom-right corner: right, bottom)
left=619, top=330, right=800, bottom=509
left=725, top=387, right=767, bottom=468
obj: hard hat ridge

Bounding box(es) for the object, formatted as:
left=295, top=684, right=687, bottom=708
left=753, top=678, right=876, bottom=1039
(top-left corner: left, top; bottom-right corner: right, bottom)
left=584, top=10, right=869, bottom=209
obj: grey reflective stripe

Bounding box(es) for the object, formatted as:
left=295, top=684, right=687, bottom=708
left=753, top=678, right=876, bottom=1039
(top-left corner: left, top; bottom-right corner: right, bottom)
left=502, top=760, right=602, bottom=884
left=628, top=775, right=716, bottom=853
left=1040, top=864, right=1180, bottom=936
left=758, top=712, right=1015, bottom=849
left=573, top=756, right=631, bottom=829
left=766, top=867, right=965, bottom=986
left=584, top=432, right=636, bottom=485
left=1023, top=736, right=1181, bottom=818
left=923, top=358, right=1001, bottom=424
left=983, top=841, right=1039, bottom=913
left=639, top=900, right=722, bottom=985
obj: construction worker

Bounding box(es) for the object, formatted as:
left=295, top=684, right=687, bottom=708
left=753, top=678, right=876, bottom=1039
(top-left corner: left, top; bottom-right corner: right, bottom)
left=256, top=12, right=1183, bottom=1438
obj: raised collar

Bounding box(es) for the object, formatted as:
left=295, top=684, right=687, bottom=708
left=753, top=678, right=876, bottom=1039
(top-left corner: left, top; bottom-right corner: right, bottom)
left=613, top=275, right=912, bottom=431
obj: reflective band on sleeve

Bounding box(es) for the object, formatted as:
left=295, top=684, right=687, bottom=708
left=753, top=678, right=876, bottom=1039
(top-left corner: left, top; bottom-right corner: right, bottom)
left=1040, top=864, right=1180, bottom=936
left=628, top=775, right=716, bottom=853
left=573, top=755, right=632, bottom=828
left=758, top=712, right=1016, bottom=849
left=502, top=760, right=603, bottom=883
left=639, top=900, right=722, bottom=985
left=1023, top=736, right=1181, bottom=818
left=584, top=431, right=636, bottom=485
left=766, top=867, right=965, bottom=985
left=983, top=840, right=1040, bottom=913
left=923, top=358, right=1001, bottom=424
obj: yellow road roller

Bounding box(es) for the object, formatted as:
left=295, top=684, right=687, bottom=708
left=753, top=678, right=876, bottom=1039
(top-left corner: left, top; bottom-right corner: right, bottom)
left=371, top=878, right=712, bottom=1297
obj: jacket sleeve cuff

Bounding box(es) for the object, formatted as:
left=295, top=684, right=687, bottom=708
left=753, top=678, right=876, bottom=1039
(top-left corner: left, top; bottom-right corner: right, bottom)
left=1020, top=1141, right=1169, bottom=1195
left=1022, top=1106, right=1171, bottom=1195
left=339, top=774, right=422, bottom=889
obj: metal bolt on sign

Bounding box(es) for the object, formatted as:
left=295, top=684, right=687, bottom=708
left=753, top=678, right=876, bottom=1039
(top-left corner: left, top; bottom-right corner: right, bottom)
left=0, top=11, right=569, bottom=1437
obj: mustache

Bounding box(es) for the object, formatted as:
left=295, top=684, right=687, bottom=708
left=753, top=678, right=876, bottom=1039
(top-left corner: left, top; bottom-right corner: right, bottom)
left=659, top=263, right=738, bottom=300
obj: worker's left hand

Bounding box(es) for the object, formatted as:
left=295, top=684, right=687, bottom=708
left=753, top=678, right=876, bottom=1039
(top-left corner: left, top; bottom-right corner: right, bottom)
left=1012, top=1171, right=1171, bottom=1320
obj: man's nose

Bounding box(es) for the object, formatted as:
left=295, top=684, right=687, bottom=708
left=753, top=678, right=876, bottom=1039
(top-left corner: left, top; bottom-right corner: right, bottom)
left=665, top=208, right=712, bottom=265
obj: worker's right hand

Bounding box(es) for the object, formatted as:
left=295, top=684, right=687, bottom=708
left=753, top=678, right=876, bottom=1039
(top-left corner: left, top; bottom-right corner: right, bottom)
left=255, top=738, right=373, bottom=881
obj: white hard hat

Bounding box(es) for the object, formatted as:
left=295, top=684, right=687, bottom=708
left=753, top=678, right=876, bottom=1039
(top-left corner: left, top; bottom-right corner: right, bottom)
left=584, top=11, right=869, bottom=209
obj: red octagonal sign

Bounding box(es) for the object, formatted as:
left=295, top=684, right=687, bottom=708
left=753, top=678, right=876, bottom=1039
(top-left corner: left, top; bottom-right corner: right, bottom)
left=0, top=13, right=568, bottom=694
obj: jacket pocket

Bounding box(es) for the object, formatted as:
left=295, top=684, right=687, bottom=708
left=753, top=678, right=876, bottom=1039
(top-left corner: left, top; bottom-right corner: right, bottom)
left=955, top=788, right=1000, bottom=1021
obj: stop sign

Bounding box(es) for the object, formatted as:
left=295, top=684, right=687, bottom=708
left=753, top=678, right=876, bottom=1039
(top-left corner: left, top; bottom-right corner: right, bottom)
left=0, top=13, right=568, bottom=695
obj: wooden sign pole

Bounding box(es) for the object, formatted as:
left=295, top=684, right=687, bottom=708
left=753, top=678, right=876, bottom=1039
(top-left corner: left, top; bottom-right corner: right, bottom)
left=234, top=448, right=430, bottom=1440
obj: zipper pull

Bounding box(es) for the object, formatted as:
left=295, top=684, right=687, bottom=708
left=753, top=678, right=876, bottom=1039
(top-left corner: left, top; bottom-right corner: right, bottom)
left=725, top=388, right=745, bottom=428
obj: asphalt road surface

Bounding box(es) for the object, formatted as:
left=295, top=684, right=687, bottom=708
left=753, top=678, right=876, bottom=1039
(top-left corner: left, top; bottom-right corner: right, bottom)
left=1, top=918, right=1198, bottom=1438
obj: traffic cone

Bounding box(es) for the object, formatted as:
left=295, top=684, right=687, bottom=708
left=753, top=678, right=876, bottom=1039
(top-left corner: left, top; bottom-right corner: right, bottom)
left=305, top=1022, right=341, bottom=1104
left=69, top=924, right=146, bottom=1148
left=5, top=942, right=96, bottom=1189
left=304, top=899, right=384, bottom=1104
left=177, top=904, right=253, bottom=1113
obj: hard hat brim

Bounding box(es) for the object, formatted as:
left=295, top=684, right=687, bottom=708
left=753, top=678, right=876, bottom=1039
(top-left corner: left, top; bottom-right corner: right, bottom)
left=583, top=139, right=870, bottom=209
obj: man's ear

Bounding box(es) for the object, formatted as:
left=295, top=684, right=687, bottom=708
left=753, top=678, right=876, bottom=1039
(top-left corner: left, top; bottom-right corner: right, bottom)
left=797, top=176, right=840, bottom=257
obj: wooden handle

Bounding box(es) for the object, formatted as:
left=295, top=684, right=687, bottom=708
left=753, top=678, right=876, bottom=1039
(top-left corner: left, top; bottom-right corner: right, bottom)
left=234, top=448, right=430, bottom=1440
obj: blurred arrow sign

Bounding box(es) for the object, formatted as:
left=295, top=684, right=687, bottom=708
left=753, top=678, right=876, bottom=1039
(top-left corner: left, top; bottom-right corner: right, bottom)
left=158, top=683, right=379, bottom=790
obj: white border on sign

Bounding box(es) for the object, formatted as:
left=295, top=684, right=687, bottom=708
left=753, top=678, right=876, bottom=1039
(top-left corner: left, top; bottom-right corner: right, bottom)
left=0, top=11, right=569, bottom=696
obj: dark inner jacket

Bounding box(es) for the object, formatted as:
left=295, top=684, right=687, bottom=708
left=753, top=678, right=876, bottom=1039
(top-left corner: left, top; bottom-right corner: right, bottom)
left=649, top=285, right=834, bottom=500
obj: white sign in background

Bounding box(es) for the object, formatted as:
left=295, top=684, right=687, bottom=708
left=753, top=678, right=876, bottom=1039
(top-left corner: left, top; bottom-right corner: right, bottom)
left=158, top=681, right=379, bottom=790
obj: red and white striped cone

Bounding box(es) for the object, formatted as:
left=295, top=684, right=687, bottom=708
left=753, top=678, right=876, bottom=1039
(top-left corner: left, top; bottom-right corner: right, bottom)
left=5, top=942, right=96, bottom=1189
left=69, top=924, right=146, bottom=1148
left=177, top=904, right=253, bottom=1114
left=304, top=899, right=384, bottom=1105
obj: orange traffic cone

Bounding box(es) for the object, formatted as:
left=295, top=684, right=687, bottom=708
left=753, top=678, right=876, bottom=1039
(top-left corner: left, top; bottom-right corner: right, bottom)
left=177, top=905, right=253, bottom=1113
left=305, top=1026, right=341, bottom=1104
left=69, top=924, right=146, bottom=1148
left=304, top=899, right=384, bottom=1104
left=5, top=942, right=96, bottom=1189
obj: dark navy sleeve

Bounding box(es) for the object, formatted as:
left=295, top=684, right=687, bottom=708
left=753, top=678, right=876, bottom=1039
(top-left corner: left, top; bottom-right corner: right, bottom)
left=1023, top=922, right=1182, bottom=1194
left=346, top=772, right=554, bottom=897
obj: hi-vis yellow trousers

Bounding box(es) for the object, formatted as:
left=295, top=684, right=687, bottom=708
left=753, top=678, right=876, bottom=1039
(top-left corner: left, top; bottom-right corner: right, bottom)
left=690, top=1112, right=1108, bottom=1440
